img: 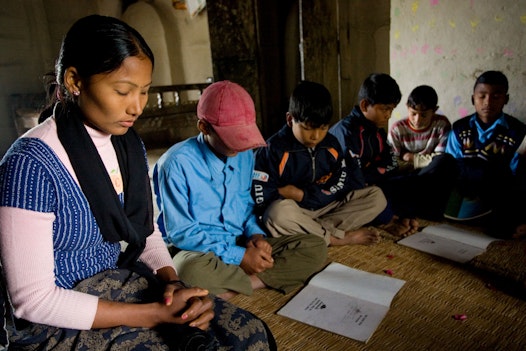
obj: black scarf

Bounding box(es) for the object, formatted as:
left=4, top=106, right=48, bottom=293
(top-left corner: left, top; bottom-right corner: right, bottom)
left=55, top=102, right=153, bottom=268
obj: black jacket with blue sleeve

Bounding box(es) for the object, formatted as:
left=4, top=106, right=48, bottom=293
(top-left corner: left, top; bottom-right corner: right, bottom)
left=330, top=106, right=399, bottom=186
left=252, top=124, right=365, bottom=213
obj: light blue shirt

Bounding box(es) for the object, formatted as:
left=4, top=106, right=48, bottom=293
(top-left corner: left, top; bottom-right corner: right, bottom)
left=445, top=113, right=509, bottom=158
left=445, top=113, right=520, bottom=173
left=153, top=133, right=265, bottom=265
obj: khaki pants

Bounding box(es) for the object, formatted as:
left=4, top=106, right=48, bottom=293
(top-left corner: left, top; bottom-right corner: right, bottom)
left=263, top=186, right=386, bottom=245
left=173, top=234, right=327, bottom=296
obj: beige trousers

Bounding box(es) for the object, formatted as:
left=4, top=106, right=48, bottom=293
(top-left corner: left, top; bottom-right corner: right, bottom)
left=263, top=186, right=387, bottom=245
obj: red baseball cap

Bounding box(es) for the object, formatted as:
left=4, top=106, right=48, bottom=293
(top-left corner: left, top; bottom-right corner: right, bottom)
left=197, top=81, right=266, bottom=152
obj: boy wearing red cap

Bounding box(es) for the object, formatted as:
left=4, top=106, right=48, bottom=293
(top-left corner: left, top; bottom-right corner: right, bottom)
left=153, top=81, right=327, bottom=299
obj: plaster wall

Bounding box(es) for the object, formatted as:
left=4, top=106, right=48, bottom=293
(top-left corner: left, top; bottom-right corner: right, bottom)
left=390, top=0, right=526, bottom=125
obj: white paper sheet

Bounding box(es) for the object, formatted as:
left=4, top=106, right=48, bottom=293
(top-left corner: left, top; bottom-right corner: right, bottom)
left=277, top=262, right=405, bottom=343
left=397, top=223, right=500, bottom=263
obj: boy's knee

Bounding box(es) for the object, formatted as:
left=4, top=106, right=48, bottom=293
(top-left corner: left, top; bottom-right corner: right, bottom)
left=173, top=251, right=215, bottom=284
left=370, top=186, right=388, bottom=210
left=265, top=199, right=299, bottom=225
left=300, top=235, right=328, bottom=266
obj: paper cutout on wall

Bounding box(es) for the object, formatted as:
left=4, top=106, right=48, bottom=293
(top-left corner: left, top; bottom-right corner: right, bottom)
left=470, top=19, right=480, bottom=29
left=412, top=1, right=419, bottom=14
left=507, top=102, right=518, bottom=115
left=503, top=48, right=514, bottom=57
left=458, top=107, right=469, bottom=118
left=454, top=96, right=462, bottom=107
left=520, top=15, right=526, bottom=24
left=421, top=44, right=429, bottom=54
left=449, top=20, right=456, bottom=28
left=430, top=0, right=439, bottom=6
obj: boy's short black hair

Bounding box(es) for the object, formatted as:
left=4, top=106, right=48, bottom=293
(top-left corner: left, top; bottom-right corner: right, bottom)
left=288, top=80, right=333, bottom=127
left=358, top=73, right=402, bottom=106
left=474, top=70, right=508, bottom=92
left=407, top=85, right=438, bottom=110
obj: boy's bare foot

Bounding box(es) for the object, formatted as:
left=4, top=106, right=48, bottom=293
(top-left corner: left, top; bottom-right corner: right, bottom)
left=218, top=275, right=266, bottom=300
left=330, top=227, right=380, bottom=246
left=512, top=224, right=526, bottom=239
left=379, top=216, right=419, bottom=238
left=401, top=217, right=419, bottom=234
left=250, top=275, right=266, bottom=290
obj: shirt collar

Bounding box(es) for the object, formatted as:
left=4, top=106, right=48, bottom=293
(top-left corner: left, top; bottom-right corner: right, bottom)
left=470, top=112, right=508, bottom=129
left=197, top=133, right=238, bottom=173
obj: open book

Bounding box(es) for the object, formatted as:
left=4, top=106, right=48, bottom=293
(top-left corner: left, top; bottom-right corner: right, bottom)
left=397, top=223, right=500, bottom=263
left=277, top=262, right=405, bottom=343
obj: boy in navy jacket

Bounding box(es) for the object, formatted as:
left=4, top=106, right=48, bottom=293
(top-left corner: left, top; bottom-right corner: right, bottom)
left=330, top=73, right=419, bottom=237
left=252, top=81, right=386, bottom=246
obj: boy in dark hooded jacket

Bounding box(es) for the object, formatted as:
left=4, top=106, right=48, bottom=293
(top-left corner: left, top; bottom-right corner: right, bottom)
left=330, top=73, right=419, bottom=237
left=252, top=80, right=386, bottom=246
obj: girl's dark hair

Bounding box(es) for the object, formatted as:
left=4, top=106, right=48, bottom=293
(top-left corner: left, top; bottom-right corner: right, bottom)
left=358, top=73, right=402, bottom=106
left=40, top=14, right=154, bottom=121
left=474, top=70, right=508, bottom=92
left=288, top=80, right=333, bottom=127
left=406, top=85, right=438, bottom=110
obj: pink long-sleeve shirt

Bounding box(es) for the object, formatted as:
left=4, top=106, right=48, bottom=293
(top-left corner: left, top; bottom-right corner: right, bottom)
left=0, top=117, right=174, bottom=330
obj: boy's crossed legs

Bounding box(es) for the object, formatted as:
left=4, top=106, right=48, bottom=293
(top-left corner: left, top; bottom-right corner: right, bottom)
left=263, top=186, right=387, bottom=246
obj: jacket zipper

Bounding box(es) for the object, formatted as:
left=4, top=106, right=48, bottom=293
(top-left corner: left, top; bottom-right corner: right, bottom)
left=309, top=148, right=316, bottom=183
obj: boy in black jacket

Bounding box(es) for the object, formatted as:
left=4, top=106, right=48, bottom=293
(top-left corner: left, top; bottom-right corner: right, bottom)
left=330, top=73, right=419, bottom=237
left=252, top=80, right=386, bottom=246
